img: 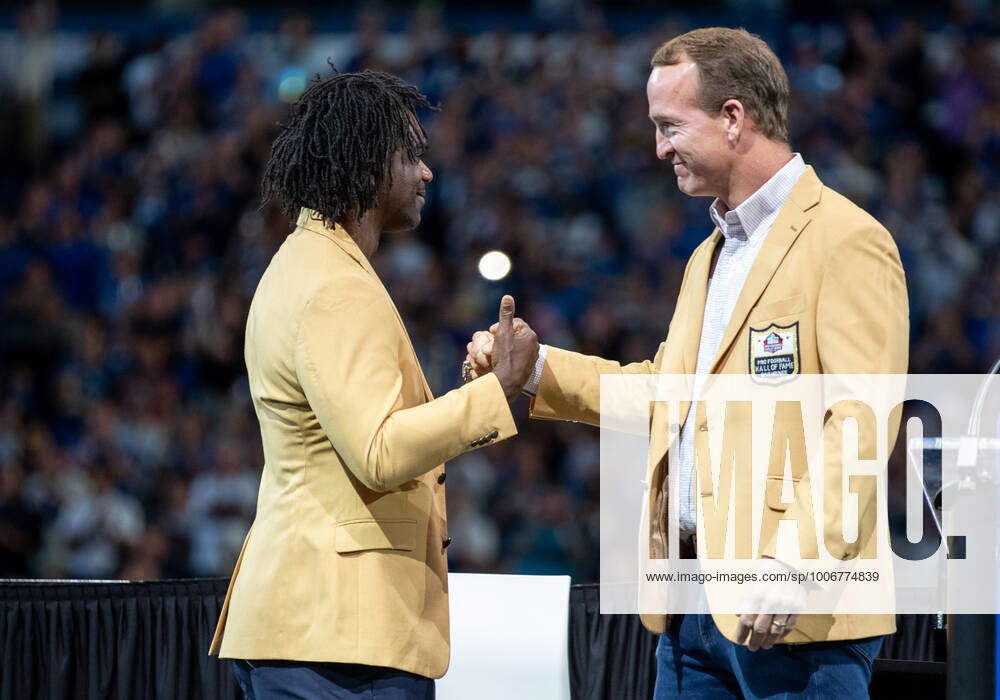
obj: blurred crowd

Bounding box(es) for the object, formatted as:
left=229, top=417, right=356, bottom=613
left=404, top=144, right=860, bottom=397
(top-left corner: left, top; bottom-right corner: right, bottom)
left=0, top=1, right=997, bottom=582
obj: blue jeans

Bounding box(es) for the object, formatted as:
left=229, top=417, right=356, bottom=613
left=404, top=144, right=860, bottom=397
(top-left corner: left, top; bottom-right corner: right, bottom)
left=653, top=614, right=882, bottom=699
left=232, top=659, right=435, bottom=700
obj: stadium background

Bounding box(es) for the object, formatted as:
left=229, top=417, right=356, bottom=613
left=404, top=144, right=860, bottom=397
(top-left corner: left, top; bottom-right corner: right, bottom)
left=0, top=0, right=996, bottom=589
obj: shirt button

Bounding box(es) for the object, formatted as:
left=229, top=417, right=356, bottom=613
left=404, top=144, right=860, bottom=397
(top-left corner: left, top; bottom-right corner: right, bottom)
left=442, top=537, right=453, bottom=549
left=699, top=424, right=708, bottom=432
left=437, top=473, right=446, bottom=484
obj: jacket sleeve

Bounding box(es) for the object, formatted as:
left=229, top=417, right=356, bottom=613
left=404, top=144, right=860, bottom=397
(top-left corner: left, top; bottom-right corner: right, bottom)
left=295, top=286, right=517, bottom=492
left=528, top=343, right=667, bottom=427
left=819, top=224, right=908, bottom=561
left=759, top=223, right=909, bottom=562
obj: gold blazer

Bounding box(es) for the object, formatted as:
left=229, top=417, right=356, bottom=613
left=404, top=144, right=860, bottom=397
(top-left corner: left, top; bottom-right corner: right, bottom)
left=210, top=209, right=517, bottom=678
left=530, top=167, right=908, bottom=644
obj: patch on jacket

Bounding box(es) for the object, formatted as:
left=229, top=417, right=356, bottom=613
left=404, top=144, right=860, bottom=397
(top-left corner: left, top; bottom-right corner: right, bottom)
left=748, top=321, right=800, bottom=379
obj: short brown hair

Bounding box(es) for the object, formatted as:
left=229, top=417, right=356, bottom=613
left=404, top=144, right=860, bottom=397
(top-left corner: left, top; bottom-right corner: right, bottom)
left=651, top=27, right=789, bottom=143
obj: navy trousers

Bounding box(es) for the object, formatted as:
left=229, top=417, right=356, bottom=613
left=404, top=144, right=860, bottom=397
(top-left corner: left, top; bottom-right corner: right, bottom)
left=653, top=614, right=883, bottom=699
left=232, top=659, right=435, bottom=700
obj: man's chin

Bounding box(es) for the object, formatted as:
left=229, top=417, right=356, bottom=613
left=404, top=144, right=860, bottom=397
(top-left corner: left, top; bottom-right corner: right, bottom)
left=676, top=176, right=705, bottom=197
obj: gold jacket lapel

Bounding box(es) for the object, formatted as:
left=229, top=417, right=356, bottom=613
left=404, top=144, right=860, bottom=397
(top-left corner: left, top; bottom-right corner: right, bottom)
left=682, top=231, right=721, bottom=375
left=707, top=167, right=822, bottom=374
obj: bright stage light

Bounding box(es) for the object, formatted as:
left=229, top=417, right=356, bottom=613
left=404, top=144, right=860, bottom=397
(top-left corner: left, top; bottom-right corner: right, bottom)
left=477, top=250, right=511, bottom=281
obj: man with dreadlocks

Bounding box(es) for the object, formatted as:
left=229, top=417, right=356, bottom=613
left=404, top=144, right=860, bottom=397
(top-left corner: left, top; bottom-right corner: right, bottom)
left=208, top=70, right=539, bottom=699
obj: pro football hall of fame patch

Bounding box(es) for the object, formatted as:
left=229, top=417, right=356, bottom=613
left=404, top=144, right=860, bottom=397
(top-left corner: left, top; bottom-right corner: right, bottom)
left=748, top=321, right=800, bottom=377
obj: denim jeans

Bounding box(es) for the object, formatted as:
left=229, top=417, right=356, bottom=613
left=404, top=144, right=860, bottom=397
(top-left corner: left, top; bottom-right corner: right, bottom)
left=232, top=659, right=435, bottom=700
left=653, top=614, right=882, bottom=699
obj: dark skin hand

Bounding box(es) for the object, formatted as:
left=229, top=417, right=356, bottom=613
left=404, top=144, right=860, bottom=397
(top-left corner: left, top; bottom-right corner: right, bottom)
left=488, top=295, right=539, bottom=403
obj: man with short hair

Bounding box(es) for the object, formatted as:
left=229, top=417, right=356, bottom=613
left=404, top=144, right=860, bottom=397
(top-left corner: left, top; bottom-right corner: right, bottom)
left=467, top=27, right=907, bottom=698
left=210, top=70, right=539, bottom=699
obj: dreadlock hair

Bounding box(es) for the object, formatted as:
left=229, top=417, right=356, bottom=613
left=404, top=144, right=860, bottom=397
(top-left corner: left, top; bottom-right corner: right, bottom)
left=261, top=69, right=434, bottom=227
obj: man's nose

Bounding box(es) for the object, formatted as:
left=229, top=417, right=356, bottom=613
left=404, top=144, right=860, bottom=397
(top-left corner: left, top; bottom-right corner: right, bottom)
left=656, top=133, right=673, bottom=161
left=421, top=161, right=434, bottom=182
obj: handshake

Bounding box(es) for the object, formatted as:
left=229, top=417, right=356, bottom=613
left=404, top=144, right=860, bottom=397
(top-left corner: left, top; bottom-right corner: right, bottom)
left=463, top=295, right=539, bottom=403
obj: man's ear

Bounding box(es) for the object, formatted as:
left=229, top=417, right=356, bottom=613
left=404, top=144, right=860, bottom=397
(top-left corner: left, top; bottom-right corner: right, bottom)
left=721, top=99, right=745, bottom=146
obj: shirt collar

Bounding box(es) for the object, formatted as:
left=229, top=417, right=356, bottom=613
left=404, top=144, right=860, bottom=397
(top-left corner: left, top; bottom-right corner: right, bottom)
left=708, top=153, right=806, bottom=241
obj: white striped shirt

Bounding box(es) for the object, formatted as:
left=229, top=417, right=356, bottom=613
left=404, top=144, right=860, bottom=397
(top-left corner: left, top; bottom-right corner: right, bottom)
left=677, top=153, right=806, bottom=533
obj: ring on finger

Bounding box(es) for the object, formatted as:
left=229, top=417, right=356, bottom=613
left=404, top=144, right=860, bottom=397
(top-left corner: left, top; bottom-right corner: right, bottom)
left=461, top=359, right=473, bottom=383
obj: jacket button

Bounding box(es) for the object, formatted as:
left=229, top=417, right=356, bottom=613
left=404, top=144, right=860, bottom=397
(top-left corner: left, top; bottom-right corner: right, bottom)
left=442, top=537, right=453, bottom=549
left=699, top=424, right=708, bottom=432
left=438, top=473, right=446, bottom=484
left=488, top=430, right=499, bottom=440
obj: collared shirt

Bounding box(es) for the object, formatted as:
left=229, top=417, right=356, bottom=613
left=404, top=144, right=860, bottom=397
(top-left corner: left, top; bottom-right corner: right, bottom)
left=676, top=153, right=806, bottom=533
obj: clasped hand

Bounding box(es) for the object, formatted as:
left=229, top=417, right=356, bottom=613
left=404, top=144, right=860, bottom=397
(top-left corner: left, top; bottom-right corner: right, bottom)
left=464, top=295, right=539, bottom=402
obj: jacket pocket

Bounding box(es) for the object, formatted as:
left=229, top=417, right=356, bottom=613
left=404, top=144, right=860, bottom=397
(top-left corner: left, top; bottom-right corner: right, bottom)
left=764, top=475, right=801, bottom=512
left=750, top=293, right=804, bottom=322
left=335, top=518, right=417, bottom=553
